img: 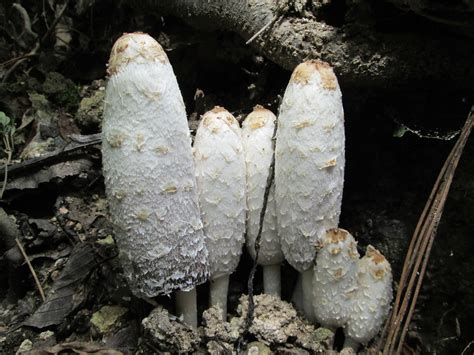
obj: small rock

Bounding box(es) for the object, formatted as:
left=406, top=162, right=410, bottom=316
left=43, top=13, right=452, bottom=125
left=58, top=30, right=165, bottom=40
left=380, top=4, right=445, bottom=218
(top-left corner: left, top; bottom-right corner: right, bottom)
left=306, top=327, right=334, bottom=350
left=275, top=346, right=310, bottom=355
left=75, top=89, right=105, bottom=129
left=142, top=307, right=200, bottom=353
left=38, top=331, right=54, bottom=341
left=207, top=340, right=234, bottom=354
left=90, top=305, right=127, bottom=336
left=340, top=347, right=356, bottom=354
left=96, top=235, right=115, bottom=246
left=238, top=294, right=327, bottom=352
left=202, top=305, right=241, bottom=344
left=15, top=339, right=32, bottom=354
left=246, top=341, right=273, bottom=355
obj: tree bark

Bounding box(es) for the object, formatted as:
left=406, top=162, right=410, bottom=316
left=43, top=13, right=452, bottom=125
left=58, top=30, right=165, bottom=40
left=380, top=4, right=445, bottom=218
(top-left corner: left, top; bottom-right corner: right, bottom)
left=140, top=0, right=474, bottom=88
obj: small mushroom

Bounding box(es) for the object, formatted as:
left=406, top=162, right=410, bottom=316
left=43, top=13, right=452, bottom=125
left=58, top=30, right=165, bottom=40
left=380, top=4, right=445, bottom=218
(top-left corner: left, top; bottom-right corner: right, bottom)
left=242, top=106, right=284, bottom=296
left=194, top=107, right=246, bottom=320
left=313, top=228, right=359, bottom=329
left=343, top=245, right=393, bottom=350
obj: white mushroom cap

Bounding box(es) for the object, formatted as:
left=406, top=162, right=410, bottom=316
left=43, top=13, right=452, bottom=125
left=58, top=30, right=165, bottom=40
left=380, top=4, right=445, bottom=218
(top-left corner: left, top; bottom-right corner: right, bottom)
left=102, top=32, right=208, bottom=297
left=242, top=106, right=284, bottom=266
left=107, top=32, right=168, bottom=75
left=344, top=245, right=393, bottom=345
left=313, top=228, right=359, bottom=328
left=275, top=60, right=345, bottom=273
left=194, top=107, right=246, bottom=279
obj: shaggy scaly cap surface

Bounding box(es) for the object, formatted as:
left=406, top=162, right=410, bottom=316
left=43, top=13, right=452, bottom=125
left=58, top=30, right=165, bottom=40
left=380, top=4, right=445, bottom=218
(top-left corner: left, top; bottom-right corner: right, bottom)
left=275, top=60, right=345, bottom=273
left=194, top=107, right=246, bottom=279
left=344, top=245, right=393, bottom=344
left=242, top=106, right=284, bottom=265
left=313, top=228, right=359, bottom=328
left=102, top=32, right=208, bottom=297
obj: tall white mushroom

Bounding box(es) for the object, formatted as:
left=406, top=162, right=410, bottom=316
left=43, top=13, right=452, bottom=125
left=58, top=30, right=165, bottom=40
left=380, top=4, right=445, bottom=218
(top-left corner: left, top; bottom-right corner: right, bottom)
left=275, top=60, right=345, bottom=321
left=313, top=228, right=359, bottom=329
left=193, top=107, right=246, bottom=320
left=344, top=245, right=393, bottom=350
left=242, top=106, right=284, bottom=296
left=102, top=32, right=208, bottom=327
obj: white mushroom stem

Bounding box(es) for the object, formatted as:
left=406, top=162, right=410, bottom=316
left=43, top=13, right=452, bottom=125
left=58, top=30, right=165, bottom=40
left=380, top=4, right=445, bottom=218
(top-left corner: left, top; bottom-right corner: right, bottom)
left=302, top=268, right=316, bottom=322
left=242, top=106, right=284, bottom=297
left=343, top=336, right=361, bottom=352
left=291, top=273, right=304, bottom=312
left=175, top=288, right=197, bottom=328
left=263, top=264, right=281, bottom=297
left=102, top=32, right=208, bottom=327
left=209, top=275, right=230, bottom=321
left=194, top=107, right=246, bottom=320
left=275, top=60, right=345, bottom=321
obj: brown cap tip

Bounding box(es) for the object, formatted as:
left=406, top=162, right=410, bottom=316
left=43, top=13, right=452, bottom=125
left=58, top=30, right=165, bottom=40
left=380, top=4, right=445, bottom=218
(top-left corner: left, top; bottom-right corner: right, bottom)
left=107, top=32, right=168, bottom=76
left=244, top=105, right=275, bottom=130
left=365, top=245, right=387, bottom=265
left=290, top=60, right=338, bottom=90
left=325, top=228, right=349, bottom=244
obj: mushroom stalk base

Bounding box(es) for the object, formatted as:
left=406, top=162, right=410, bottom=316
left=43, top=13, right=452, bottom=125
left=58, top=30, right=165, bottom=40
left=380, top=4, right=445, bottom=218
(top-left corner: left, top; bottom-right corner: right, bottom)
left=175, top=288, right=197, bottom=328
left=263, top=264, right=281, bottom=297
left=291, top=273, right=303, bottom=313
left=210, top=274, right=229, bottom=321
left=302, top=268, right=316, bottom=323
left=343, top=336, right=360, bottom=352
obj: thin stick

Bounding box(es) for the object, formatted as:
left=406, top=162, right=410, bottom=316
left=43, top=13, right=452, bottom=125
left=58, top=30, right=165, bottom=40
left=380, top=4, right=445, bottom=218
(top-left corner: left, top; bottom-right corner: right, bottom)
left=383, top=115, right=468, bottom=352
left=245, top=16, right=280, bottom=45
left=236, top=118, right=278, bottom=351
left=15, top=237, right=46, bottom=302
left=395, top=114, right=473, bottom=354
left=2, top=0, right=70, bottom=83
left=380, top=107, right=474, bottom=354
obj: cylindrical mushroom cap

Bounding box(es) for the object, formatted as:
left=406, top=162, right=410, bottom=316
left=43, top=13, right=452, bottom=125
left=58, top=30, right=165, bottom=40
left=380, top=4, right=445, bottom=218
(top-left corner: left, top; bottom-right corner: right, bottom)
left=194, top=107, right=246, bottom=279
left=107, top=32, right=168, bottom=75
left=242, top=106, right=284, bottom=266
left=102, top=32, right=208, bottom=297
left=344, top=245, right=393, bottom=344
left=275, top=60, right=345, bottom=273
left=313, top=228, right=359, bottom=329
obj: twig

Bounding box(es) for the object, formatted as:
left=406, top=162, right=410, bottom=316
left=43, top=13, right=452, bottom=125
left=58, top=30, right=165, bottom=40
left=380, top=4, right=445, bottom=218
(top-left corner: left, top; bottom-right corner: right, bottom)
left=245, top=15, right=281, bottom=45
left=461, top=341, right=474, bottom=355
left=15, top=237, right=46, bottom=302
left=0, top=134, right=101, bottom=180
left=12, top=3, right=38, bottom=39
left=1, top=0, right=70, bottom=83
left=1, top=128, right=15, bottom=199
left=236, top=119, right=278, bottom=351
left=380, top=106, right=474, bottom=354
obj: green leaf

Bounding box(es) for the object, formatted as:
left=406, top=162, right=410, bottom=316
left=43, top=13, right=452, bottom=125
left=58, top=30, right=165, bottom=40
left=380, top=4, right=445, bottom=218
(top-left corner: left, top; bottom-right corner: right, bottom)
left=0, top=111, right=10, bottom=128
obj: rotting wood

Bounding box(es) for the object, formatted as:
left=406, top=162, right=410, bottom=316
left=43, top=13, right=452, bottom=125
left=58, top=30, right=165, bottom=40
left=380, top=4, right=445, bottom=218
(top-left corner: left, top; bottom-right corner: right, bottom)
left=136, top=0, right=474, bottom=88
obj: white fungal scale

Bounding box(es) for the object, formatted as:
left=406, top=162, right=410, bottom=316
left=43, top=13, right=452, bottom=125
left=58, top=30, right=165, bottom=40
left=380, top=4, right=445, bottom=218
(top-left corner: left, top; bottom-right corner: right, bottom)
left=242, top=106, right=284, bottom=266
left=275, top=60, right=345, bottom=273
left=194, top=107, right=246, bottom=279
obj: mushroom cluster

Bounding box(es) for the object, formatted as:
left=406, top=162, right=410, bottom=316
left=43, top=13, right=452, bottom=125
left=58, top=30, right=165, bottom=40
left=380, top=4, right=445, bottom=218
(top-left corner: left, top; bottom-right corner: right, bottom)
left=102, top=32, right=393, bottom=349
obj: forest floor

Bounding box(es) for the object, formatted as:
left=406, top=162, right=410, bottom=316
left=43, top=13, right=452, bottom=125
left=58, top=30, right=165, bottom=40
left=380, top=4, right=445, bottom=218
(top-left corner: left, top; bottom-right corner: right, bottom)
left=1, top=1, right=473, bottom=354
